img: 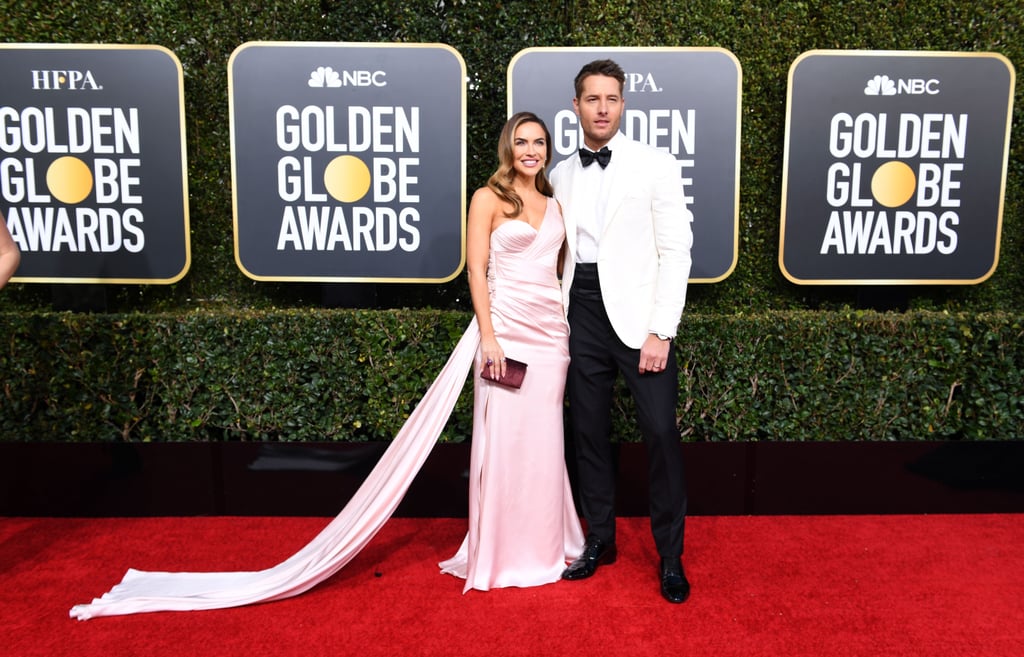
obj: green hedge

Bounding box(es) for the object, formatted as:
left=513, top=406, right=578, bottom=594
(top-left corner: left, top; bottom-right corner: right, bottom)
left=2, top=309, right=1020, bottom=442
left=677, top=310, right=1024, bottom=441
left=0, top=309, right=474, bottom=442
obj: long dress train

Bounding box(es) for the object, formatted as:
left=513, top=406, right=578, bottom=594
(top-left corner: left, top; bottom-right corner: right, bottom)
left=69, top=197, right=582, bottom=620
left=70, top=320, right=481, bottom=620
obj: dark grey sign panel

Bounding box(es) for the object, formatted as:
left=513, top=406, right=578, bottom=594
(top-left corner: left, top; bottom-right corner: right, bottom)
left=0, top=44, right=190, bottom=283
left=230, top=42, right=466, bottom=282
left=509, top=47, right=741, bottom=283
left=780, top=50, right=1015, bottom=285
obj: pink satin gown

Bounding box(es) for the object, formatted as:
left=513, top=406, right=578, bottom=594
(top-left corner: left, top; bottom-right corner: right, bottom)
left=69, top=197, right=582, bottom=620
left=440, top=197, right=585, bottom=591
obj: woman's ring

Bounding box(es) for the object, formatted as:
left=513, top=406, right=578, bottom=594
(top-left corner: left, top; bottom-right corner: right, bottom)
left=486, top=358, right=493, bottom=365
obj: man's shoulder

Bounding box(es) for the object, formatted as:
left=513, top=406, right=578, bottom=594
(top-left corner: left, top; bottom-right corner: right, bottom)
left=551, top=156, right=575, bottom=173
left=618, top=135, right=674, bottom=163
left=549, top=157, right=574, bottom=185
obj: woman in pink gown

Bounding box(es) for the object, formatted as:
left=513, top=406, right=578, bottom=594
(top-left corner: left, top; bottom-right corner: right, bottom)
left=439, top=112, right=584, bottom=590
left=70, top=113, right=581, bottom=620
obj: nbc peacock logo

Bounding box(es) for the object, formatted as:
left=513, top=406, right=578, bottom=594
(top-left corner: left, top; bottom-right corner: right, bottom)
left=308, top=66, right=342, bottom=88
left=864, top=75, right=897, bottom=96
left=307, top=66, right=386, bottom=88
left=864, top=74, right=939, bottom=96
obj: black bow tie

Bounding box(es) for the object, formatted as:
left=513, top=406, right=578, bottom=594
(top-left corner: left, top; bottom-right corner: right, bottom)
left=579, top=146, right=612, bottom=168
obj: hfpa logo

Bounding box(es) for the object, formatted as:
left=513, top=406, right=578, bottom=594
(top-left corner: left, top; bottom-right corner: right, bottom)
left=864, top=74, right=939, bottom=96
left=625, top=72, right=662, bottom=93
left=31, top=69, right=102, bottom=91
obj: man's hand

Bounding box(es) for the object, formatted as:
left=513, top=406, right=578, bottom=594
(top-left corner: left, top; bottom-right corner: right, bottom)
left=639, top=334, right=671, bottom=374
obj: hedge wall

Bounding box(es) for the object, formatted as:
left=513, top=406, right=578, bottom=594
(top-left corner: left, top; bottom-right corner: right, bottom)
left=2, top=309, right=1021, bottom=442
left=1, top=1, right=1023, bottom=442
left=0, top=309, right=475, bottom=442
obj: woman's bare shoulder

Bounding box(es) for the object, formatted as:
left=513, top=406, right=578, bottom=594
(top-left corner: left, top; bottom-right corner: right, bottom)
left=471, top=186, right=500, bottom=205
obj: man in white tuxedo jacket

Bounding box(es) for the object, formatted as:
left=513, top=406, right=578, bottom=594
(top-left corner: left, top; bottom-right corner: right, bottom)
left=550, top=59, right=694, bottom=604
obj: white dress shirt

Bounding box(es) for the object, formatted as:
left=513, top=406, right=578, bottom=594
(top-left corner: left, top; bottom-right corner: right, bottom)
left=574, top=132, right=625, bottom=264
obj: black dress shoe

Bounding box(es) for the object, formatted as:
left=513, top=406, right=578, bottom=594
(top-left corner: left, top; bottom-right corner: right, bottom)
left=562, top=538, right=617, bottom=580
left=659, top=558, right=690, bottom=603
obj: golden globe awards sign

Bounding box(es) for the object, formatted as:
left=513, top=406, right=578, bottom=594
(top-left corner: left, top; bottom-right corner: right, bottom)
left=509, top=47, right=741, bottom=282
left=780, top=51, right=1015, bottom=284
left=0, top=44, right=190, bottom=283
left=230, top=42, right=466, bottom=282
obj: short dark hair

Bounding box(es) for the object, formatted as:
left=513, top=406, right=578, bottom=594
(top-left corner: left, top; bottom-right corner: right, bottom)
left=573, top=59, right=625, bottom=98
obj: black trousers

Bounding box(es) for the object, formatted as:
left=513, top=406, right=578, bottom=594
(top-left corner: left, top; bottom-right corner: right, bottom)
left=567, top=263, right=687, bottom=558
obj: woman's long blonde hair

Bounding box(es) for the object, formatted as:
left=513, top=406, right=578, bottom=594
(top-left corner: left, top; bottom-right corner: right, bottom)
left=486, top=112, right=554, bottom=218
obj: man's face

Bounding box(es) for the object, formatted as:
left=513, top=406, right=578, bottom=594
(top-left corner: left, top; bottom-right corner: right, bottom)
left=573, top=73, right=624, bottom=150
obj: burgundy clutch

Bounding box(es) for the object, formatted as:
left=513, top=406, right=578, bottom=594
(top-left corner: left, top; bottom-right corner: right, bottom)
left=481, top=357, right=528, bottom=389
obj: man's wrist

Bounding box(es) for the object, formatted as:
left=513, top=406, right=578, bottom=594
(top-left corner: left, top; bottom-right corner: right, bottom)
left=651, top=332, right=673, bottom=342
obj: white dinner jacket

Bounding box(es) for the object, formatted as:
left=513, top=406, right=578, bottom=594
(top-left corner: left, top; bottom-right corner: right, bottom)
left=551, top=133, right=693, bottom=349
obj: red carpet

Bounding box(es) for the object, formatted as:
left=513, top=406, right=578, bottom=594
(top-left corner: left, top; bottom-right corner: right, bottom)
left=2, top=514, right=1022, bottom=656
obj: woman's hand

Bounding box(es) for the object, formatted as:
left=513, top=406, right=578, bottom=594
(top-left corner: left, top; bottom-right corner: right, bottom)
left=480, top=337, right=507, bottom=379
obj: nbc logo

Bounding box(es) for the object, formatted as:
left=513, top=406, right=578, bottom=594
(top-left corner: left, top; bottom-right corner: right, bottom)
left=864, top=74, right=939, bottom=96
left=308, top=66, right=386, bottom=88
